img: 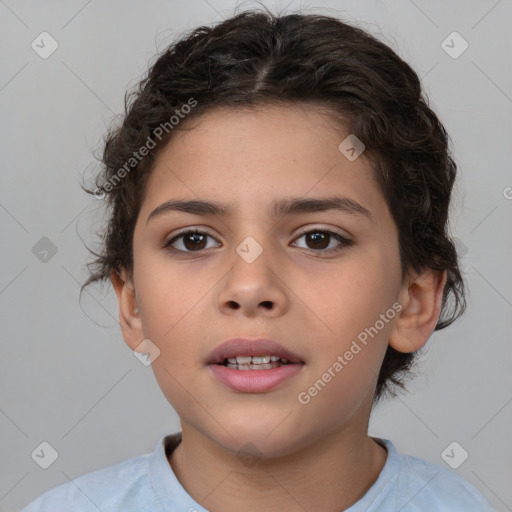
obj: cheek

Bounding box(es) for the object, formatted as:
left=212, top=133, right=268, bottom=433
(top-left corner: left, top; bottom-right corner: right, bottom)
left=133, top=256, right=204, bottom=357
left=302, top=251, right=400, bottom=337
left=298, top=248, right=400, bottom=397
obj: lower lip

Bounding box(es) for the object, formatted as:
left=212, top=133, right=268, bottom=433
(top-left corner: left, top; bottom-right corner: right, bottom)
left=208, top=363, right=304, bottom=393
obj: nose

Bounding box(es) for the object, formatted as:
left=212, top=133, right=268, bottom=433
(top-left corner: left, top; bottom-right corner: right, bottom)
left=215, top=243, right=289, bottom=318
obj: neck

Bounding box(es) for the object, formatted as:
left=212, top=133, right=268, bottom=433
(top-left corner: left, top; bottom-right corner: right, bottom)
left=168, top=424, right=387, bottom=512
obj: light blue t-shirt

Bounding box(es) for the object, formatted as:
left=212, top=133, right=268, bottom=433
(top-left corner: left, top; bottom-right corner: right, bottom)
left=21, top=432, right=495, bottom=511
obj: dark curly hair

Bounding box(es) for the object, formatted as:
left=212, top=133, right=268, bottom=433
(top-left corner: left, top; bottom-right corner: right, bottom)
left=82, top=7, right=466, bottom=401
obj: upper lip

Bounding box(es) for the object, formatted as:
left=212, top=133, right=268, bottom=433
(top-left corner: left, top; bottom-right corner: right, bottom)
left=207, top=338, right=304, bottom=365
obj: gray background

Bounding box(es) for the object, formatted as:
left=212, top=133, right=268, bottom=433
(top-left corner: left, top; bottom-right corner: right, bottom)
left=1, top=0, right=511, bottom=510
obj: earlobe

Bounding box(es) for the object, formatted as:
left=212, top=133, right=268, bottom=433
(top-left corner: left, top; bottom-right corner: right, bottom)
left=111, top=269, right=144, bottom=351
left=389, top=268, right=447, bottom=353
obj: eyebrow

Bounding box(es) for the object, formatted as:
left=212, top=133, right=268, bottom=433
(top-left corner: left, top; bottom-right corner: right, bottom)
left=146, top=195, right=373, bottom=224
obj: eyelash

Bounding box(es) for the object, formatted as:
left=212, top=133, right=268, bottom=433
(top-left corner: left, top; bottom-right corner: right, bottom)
left=163, top=227, right=353, bottom=256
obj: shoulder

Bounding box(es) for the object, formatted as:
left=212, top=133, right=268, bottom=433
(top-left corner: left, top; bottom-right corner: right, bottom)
left=378, top=440, right=496, bottom=511
left=20, top=452, right=153, bottom=512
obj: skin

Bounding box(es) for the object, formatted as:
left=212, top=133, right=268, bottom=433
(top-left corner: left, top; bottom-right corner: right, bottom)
left=112, top=104, right=446, bottom=512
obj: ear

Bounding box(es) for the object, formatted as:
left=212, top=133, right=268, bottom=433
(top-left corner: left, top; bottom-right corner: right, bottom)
left=389, top=268, right=447, bottom=353
left=111, top=269, right=144, bottom=352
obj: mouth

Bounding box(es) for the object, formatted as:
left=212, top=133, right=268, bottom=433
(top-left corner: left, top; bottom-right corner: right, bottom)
left=219, top=355, right=295, bottom=370
left=206, top=337, right=304, bottom=367
left=207, top=338, right=304, bottom=392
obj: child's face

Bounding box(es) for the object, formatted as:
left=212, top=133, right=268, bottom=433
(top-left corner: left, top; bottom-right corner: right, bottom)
left=123, top=105, right=408, bottom=456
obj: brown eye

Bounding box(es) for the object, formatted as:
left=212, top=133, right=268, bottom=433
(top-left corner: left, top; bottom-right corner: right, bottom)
left=305, top=232, right=330, bottom=250
left=293, top=229, right=353, bottom=254
left=164, top=229, right=219, bottom=252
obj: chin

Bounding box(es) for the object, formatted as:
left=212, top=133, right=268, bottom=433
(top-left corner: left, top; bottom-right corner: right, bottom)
left=206, top=417, right=319, bottom=460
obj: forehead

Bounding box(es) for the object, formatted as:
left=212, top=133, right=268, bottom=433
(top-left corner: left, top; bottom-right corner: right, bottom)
left=142, top=105, right=385, bottom=218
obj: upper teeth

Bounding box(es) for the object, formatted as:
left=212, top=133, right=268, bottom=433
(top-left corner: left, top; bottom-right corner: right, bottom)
left=227, top=355, right=288, bottom=364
